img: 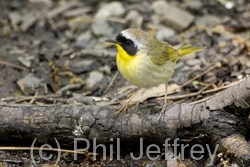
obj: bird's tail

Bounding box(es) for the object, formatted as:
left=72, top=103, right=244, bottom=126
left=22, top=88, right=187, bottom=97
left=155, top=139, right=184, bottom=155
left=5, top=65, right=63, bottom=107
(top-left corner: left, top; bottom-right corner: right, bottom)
left=178, top=44, right=206, bottom=57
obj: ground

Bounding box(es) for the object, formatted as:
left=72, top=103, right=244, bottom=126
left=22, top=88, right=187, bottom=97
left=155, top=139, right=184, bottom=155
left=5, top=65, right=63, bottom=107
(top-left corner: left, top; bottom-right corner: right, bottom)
left=0, top=0, right=250, bottom=166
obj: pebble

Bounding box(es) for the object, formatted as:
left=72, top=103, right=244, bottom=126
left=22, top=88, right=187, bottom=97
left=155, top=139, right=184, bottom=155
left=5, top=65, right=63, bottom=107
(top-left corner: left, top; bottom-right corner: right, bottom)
left=9, top=12, right=22, bottom=31
left=17, top=74, right=44, bottom=95
left=29, top=0, right=53, bottom=7
left=91, top=20, right=114, bottom=36
left=155, top=26, right=176, bottom=41
left=73, top=93, right=96, bottom=105
left=70, top=59, right=94, bottom=74
left=152, top=0, right=195, bottom=31
left=204, top=72, right=217, bottom=83
left=95, top=1, right=125, bottom=18
left=125, top=10, right=143, bottom=28
left=162, top=4, right=195, bottom=31
left=17, top=55, right=35, bottom=68
left=47, top=1, right=76, bottom=18
left=151, top=0, right=169, bottom=15
left=186, top=0, right=203, bottom=11
left=21, top=13, right=38, bottom=32
left=68, top=15, right=91, bottom=33
left=75, top=32, right=92, bottom=48
left=192, top=64, right=201, bottom=71
left=64, top=7, right=91, bottom=17
left=100, top=65, right=111, bottom=75
left=174, top=61, right=184, bottom=70
left=86, top=71, right=104, bottom=88
left=195, top=15, right=221, bottom=26
left=186, top=59, right=201, bottom=66
left=200, top=31, right=213, bottom=46
left=173, top=69, right=190, bottom=85
left=245, top=68, right=250, bottom=75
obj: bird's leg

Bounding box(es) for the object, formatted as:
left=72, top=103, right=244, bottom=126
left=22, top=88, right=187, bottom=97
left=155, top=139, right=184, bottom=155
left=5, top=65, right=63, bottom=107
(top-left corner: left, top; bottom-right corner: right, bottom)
left=158, top=82, right=168, bottom=120
left=114, top=87, right=141, bottom=118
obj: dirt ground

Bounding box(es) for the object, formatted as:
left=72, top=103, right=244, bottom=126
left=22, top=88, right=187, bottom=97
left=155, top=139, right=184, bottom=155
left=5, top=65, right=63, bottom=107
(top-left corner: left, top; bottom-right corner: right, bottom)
left=0, top=0, right=250, bottom=166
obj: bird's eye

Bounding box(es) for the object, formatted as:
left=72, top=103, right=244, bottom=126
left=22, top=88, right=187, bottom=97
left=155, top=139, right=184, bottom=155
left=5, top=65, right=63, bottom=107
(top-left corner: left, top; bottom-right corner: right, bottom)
left=125, top=40, right=131, bottom=45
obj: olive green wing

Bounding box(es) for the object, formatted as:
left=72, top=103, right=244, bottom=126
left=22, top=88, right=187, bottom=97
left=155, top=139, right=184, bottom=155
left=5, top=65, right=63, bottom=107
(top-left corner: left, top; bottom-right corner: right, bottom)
left=148, top=42, right=179, bottom=65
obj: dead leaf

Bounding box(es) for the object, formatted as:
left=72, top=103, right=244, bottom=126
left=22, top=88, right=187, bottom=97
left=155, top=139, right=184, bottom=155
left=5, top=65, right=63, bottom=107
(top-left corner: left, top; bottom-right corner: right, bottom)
left=118, top=84, right=180, bottom=103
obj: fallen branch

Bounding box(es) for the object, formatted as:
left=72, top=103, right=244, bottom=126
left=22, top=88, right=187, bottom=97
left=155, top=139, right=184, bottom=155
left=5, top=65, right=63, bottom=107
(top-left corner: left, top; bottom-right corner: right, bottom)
left=0, top=78, right=249, bottom=165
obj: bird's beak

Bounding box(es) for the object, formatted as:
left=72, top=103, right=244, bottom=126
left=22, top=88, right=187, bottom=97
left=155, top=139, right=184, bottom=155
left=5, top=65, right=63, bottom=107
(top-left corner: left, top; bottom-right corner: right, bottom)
left=105, top=38, right=118, bottom=44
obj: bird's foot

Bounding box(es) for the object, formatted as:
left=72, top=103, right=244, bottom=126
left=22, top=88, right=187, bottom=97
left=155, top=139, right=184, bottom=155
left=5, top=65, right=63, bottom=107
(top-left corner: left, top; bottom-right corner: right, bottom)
left=114, top=104, right=128, bottom=118
left=158, top=103, right=167, bottom=121
left=158, top=100, right=172, bottom=121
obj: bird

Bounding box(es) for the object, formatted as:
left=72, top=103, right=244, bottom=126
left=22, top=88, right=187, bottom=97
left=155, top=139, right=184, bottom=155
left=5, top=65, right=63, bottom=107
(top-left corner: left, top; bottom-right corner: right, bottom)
left=106, top=28, right=205, bottom=119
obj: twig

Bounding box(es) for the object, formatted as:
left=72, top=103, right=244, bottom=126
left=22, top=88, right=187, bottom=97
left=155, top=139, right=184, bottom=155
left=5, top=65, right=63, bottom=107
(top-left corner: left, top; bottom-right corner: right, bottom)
left=12, top=94, right=60, bottom=103
left=161, top=83, right=212, bottom=101
left=104, top=70, right=119, bottom=93
left=111, top=87, right=138, bottom=103
left=1, top=96, right=23, bottom=102
left=0, top=60, right=27, bottom=71
left=99, top=17, right=127, bottom=24
left=180, top=65, right=216, bottom=88
left=190, top=79, right=244, bottom=104
left=189, top=95, right=215, bottom=105
left=0, top=146, right=96, bottom=155
left=29, top=91, right=39, bottom=104
left=56, top=82, right=83, bottom=96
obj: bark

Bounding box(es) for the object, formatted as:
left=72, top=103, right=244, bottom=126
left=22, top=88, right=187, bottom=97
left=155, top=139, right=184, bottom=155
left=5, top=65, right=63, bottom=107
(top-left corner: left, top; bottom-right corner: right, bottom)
left=0, top=78, right=249, bottom=165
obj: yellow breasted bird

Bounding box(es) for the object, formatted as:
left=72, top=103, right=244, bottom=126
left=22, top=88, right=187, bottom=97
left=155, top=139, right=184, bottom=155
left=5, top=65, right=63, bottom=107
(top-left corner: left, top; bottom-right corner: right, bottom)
left=106, top=29, right=205, bottom=119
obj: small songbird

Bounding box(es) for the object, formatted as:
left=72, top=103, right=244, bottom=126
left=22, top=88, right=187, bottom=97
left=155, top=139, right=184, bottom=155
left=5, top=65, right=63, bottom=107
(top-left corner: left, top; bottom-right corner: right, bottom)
left=106, top=29, right=205, bottom=119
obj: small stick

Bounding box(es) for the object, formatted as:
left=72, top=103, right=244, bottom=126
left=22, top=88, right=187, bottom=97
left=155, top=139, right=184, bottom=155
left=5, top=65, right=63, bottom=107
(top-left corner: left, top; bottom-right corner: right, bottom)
left=0, top=146, right=96, bottom=155
left=12, top=94, right=60, bottom=103
left=180, top=65, right=216, bottom=88
left=29, top=91, right=39, bottom=104
left=104, top=70, right=119, bottom=93
left=111, top=87, right=138, bottom=103
left=0, top=60, right=27, bottom=71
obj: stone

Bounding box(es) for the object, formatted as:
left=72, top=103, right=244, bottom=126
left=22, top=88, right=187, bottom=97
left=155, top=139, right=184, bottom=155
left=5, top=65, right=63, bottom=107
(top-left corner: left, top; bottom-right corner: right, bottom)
left=17, top=74, right=44, bottom=95
left=69, top=59, right=94, bottom=74
left=95, top=1, right=125, bottom=18
left=91, top=20, right=114, bottom=36
left=155, top=26, right=176, bottom=41
left=163, top=4, right=195, bottom=31
left=151, top=0, right=169, bottom=15
left=86, top=71, right=104, bottom=88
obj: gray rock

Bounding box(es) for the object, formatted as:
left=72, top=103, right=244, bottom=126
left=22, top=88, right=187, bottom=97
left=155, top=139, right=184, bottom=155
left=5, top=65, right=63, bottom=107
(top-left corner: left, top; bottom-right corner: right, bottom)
left=186, top=59, right=201, bottom=66
left=195, top=15, right=221, bottom=26
left=9, top=12, right=22, bottom=31
left=151, top=0, right=169, bottom=15
left=86, top=71, right=104, bottom=88
left=73, top=93, right=96, bottom=105
left=144, top=1, right=192, bottom=31
left=186, top=0, right=203, bottom=10
left=95, top=1, right=125, bottom=18
left=70, top=59, right=94, bottom=74
left=174, top=61, right=184, bottom=70
left=75, top=32, right=92, bottom=48
left=17, top=74, right=44, bottom=95
left=155, top=26, right=176, bottom=41
left=17, top=55, right=35, bottom=68
left=125, top=10, right=143, bottom=29
left=163, top=4, right=195, bottom=31
left=204, top=72, right=217, bottom=83
left=21, top=13, right=38, bottom=32
left=245, top=68, right=250, bottom=75
left=64, top=7, right=91, bottom=18
left=91, top=20, right=114, bottom=36
left=100, top=65, right=111, bottom=75
left=47, top=1, right=76, bottom=18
